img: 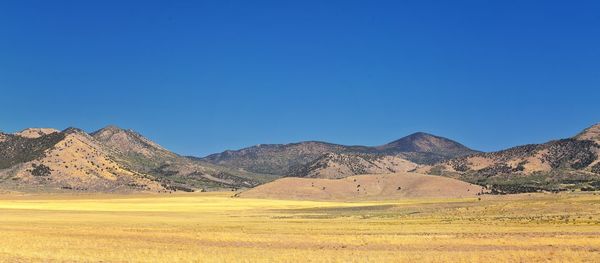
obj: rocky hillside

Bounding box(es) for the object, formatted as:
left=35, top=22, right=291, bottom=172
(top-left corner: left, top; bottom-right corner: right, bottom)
left=0, top=126, right=270, bottom=193
left=290, top=153, right=417, bottom=179
left=0, top=128, right=164, bottom=193
left=202, top=142, right=371, bottom=175
left=14, top=128, right=60, bottom=138
left=91, top=126, right=274, bottom=191
left=424, top=123, right=600, bottom=193
left=203, top=132, right=476, bottom=175
left=575, top=123, right=600, bottom=143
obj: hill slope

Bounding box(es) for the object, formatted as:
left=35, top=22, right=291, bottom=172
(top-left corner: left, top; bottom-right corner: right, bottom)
left=0, top=128, right=164, bottom=192
left=575, top=123, right=600, bottom=143
left=91, top=126, right=270, bottom=191
left=238, top=172, right=486, bottom=201
left=14, top=128, right=60, bottom=138
left=0, top=126, right=272, bottom=193
left=290, top=153, right=418, bottom=179
left=203, top=133, right=477, bottom=175
left=424, top=123, right=600, bottom=193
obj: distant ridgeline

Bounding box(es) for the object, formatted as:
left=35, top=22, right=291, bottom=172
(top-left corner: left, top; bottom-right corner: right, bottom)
left=423, top=124, right=600, bottom=193
left=0, top=123, right=599, bottom=194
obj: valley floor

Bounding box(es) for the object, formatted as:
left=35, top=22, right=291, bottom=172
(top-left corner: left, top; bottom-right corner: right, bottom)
left=0, top=192, right=599, bottom=262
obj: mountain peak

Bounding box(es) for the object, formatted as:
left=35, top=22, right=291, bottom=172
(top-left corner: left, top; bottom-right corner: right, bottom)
left=575, top=123, right=600, bottom=142
left=62, top=127, right=87, bottom=135
left=104, top=124, right=124, bottom=131
left=14, top=128, right=59, bottom=138
left=377, top=132, right=477, bottom=157
left=91, top=125, right=170, bottom=157
left=404, top=132, right=437, bottom=139
left=91, top=125, right=126, bottom=136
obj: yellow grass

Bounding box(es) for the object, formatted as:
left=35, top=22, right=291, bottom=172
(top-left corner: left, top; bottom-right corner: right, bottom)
left=0, top=192, right=599, bottom=262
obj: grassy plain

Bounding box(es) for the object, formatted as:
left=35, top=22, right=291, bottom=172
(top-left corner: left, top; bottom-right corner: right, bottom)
left=0, top=192, right=599, bottom=262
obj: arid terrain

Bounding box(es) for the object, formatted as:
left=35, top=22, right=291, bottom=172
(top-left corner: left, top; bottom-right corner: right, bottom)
left=3, top=0, right=598, bottom=261
left=239, top=172, right=485, bottom=200
left=3, top=123, right=599, bottom=195
left=1, top=124, right=599, bottom=262
left=0, top=192, right=599, bottom=262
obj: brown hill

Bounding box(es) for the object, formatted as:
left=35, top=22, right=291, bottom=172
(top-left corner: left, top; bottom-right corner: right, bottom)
left=423, top=123, right=600, bottom=193
left=203, top=133, right=476, bottom=175
left=14, top=128, right=60, bottom=138
left=0, top=126, right=272, bottom=193
left=202, top=141, right=360, bottom=175
left=90, top=125, right=269, bottom=191
left=238, top=172, right=486, bottom=201
left=0, top=128, right=164, bottom=193
left=91, top=125, right=175, bottom=160
left=575, top=123, right=600, bottom=143
left=290, top=153, right=417, bottom=179
left=376, top=132, right=478, bottom=158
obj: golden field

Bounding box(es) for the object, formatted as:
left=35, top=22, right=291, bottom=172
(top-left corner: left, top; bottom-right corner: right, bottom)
left=0, top=192, right=599, bottom=262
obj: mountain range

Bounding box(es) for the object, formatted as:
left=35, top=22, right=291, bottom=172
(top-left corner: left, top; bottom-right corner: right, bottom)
left=1, top=123, right=599, bottom=194
left=0, top=126, right=270, bottom=193
left=419, top=123, right=600, bottom=193
left=202, top=132, right=477, bottom=175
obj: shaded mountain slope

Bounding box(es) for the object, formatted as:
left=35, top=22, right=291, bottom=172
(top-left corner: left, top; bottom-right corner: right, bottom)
left=375, top=132, right=478, bottom=157
left=0, top=128, right=164, bottom=193
left=202, top=141, right=365, bottom=175
left=203, top=133, right=477, bottom=175
left=0, top=132, right=66, bottom=169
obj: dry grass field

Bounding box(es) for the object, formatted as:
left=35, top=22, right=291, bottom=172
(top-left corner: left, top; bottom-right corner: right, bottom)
left=0, top=192, right=599, bottom=262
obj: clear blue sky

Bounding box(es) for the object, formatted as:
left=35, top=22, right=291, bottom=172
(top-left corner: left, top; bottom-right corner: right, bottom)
left=1, top=0, right=599, bottom=156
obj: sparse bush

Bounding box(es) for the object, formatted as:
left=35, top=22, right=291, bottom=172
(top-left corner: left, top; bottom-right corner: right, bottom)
left=31, top=164, right=52, bottom=177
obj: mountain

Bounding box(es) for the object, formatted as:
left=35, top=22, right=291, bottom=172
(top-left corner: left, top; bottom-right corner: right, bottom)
left=290, top=153, right=417, bottom=179
left=89, top=125, right=273, bottom=191
left=202, top=141, right=367, bottom=175
left=238, top=172, right=486, bottom=201
left=3, top=123, right=598, bottom=194
left=14, top=128, right=60, bottom=138
left=0, top=126, right=272, bottom=193
left=0, top=128, right=164, bottom=192
left=575, top=123, right=600, bottom=143
left=202, top=132, right=477, bottom=175
left=424, top=123, right=600, bottom=193
left=91, top=125, right=176, bottom=160
left=375, top=132, right=478, bottom=158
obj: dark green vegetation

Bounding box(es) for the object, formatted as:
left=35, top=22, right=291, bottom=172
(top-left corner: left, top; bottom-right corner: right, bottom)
left=0, top=132, right=65, bottom=169
left=30, top=163, right=52, bottom=177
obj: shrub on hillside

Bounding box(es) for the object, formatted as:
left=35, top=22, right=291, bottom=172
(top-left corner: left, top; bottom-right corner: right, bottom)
left=31, top=164, right=51, bottom=177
